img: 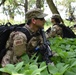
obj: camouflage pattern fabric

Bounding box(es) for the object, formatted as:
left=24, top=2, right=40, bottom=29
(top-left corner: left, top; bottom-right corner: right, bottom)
left=46, top=24, right=63, bottom=38
left=1, top=8, right=47, bottom=75
left=25, top=8, right=47, bottom=21
left=1, top=24, right=43, bottom=67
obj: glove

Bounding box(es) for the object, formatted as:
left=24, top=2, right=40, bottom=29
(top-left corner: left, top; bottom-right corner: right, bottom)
left=34, top=44, right=47, bottom=53
left=35, top=44, right=53, bottom=56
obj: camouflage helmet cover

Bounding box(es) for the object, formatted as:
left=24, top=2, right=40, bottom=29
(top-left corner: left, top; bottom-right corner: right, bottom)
left=25, top=8, right=47, bottom=21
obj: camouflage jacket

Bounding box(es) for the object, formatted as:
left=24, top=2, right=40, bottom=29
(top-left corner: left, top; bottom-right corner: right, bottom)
left=46, top=24, right=63, bottom=38
left=1, top=24, right=60, bottom=67
left=1, top=24, right=43, bottom=67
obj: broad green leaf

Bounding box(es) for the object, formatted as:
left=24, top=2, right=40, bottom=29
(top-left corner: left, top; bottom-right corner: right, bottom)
left=0, top=64, right=15, bottom=74
left=70, top=61, right=76, bottom=68
left=40, top=68, right=50, bottom=75
left=48, top=64, right=58, bottom=74
left=71, top=67, right=76, bottom=73
left=21, top=54, right=30, bottom=64
left=15, top=62, right=24, bottom=72
left=64, top=71, right=76, bottom=75
left=31, top=66, right=46, bottom=75
left=40, top=62, right=49, bottom=75
left=60, top=44, right=65, bottom=50
left=24, top=70, right=33, bottom=75
left=65, top=45, right=71, bottom=50
left=29, top=65, right=38, bottom=70
left=59, top=64, right=69, bottom=74
left=56, top=63, right=64, bottom=69
left=56, top=63, right=69, bottom=74
left=24, top=64, right=29, bottom=70
left=40, top=62, right=46, bottom=68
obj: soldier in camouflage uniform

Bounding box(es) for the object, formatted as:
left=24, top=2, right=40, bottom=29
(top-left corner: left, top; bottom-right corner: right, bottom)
left=1, top=8, right=52, bottom=72
left=46, top=14, right=63, bottom=38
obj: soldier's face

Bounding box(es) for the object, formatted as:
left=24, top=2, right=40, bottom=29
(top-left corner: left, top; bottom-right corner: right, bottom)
left=51, top=18, right=56, bottom=24
left=34, top=18, right=46, bottom=28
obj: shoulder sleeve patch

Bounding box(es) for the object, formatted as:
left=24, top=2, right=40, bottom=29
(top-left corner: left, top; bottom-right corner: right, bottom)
left=14, top=39, right=23, bottom=46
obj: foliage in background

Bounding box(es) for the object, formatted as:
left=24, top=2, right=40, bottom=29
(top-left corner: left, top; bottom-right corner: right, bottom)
left=0, top=0, right=76, bottom=24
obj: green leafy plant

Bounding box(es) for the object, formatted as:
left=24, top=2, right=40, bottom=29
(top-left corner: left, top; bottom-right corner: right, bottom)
left=0, top=54, right=47, bottom=75
left=1, top=37, right=76, bottom=75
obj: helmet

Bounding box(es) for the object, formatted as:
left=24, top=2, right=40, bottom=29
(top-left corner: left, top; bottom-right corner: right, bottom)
left=51, top=14, right=61, bottom=23
left=51, top=14, right=60, bottom=19
left=25, top=8, right=47, bottom=21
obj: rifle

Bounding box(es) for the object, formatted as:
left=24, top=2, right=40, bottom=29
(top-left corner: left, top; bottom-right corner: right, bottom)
left=40, top=28, right=53, bottom=64
left=34, top=28, right=53, bottom=64
left=40, top=28, right=53, bottom=74
left=33, top=28, right=53, bottom=74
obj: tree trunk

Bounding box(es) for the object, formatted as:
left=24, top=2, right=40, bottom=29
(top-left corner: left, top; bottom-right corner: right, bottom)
left=46, top=0, right=64, bottom=23
left=24, top=0, right=28, bottom=22
left=25, top=0, right=28, bottom=12
left=36, top=0, right=42, bottom=9
left=0, top=0, right=6, bottom=6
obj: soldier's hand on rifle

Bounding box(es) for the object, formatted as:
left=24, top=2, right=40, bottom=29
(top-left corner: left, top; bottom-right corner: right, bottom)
left=34, top=44, right=47, bottom=53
